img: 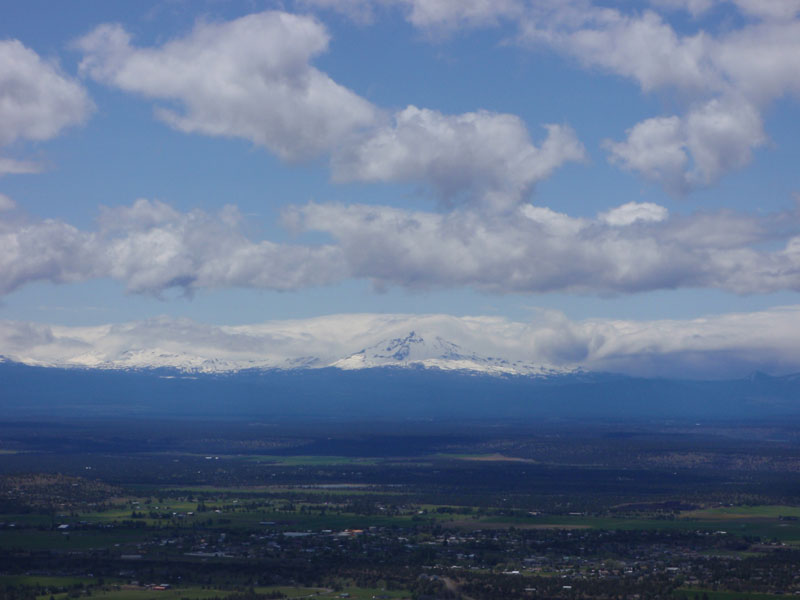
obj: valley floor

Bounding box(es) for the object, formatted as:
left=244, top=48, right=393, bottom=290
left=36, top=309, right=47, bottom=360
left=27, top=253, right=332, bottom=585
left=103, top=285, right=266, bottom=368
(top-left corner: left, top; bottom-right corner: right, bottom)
left=2, top=419, right=800, bottom=600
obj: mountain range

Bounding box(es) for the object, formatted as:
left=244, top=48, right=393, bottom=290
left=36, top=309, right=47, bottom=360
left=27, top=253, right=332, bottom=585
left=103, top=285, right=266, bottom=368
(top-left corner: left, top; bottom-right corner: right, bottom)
left=1, top=330, right=572, bottom=377
left=4, top=329, right=800, bottom=423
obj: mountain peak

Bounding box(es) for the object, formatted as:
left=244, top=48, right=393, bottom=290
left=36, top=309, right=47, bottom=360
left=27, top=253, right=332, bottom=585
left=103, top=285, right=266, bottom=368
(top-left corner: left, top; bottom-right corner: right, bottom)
left=374, top=330, right=425, bottom=361
left=329, top=331, right=571, bottom=377
left=0, top=328, right=575, bottom=378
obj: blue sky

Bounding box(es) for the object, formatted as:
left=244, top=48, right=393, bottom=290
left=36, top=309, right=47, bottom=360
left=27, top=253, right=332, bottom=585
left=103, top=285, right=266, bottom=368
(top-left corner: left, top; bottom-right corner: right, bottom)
left=2, top=0, right=800, bottom=376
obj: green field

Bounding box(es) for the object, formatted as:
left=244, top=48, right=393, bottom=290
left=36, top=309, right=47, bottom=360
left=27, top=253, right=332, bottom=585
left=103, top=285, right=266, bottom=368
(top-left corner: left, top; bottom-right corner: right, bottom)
left=459, top=510, right=800, bottom=540
left=674, top=588, right=798, bottom=600
left=35, top=585, right=410, bottom=600
left=247, top=455, right=381, bottom=466
left=159, top=485, right=385, bottom=496
left=0, top=528, right=151, bottom=550
left=41, top=587, right=232, bottom=600
left=682, top=505, right=800, bottom=519
left=0, top=576, right=97, bottom=587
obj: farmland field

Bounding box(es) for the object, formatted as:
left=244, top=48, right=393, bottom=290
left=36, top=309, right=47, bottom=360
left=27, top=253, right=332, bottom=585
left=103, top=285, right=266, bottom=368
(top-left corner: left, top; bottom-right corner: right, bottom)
left=3, top=418, right=800, bottom=599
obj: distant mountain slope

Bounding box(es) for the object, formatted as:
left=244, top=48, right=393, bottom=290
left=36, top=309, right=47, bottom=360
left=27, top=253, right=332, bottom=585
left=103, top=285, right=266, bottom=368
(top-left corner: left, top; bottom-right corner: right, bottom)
left=2, top=358, right=800, bottom=422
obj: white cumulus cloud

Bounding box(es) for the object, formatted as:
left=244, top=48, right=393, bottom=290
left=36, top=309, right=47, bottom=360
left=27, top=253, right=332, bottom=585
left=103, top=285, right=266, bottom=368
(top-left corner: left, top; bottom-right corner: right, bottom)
left=0, top=39, right=92, bottom=146
left=653, top=0, right=800, bottom=19
left=289, top=199, right=800, bottom=295
left=299, top=0, right=800, bottom=194
left=396, top=0, right=524, bottom=29
left=76, top=10, right=582, bottom=205
left=513, top=4, right=800, bottom=192
left=332, top=106, right=585, bottom=211
left=76, top=12, right=378, bottom=161
left=0, top=157, right=44, bottom=176
left=0, top=194, right=16, bottom=212
left=4, top=197, right=800, bottom=298
left=0, top=39, right=92, bottom=174
left=730, top=0, right=800, bottom=20
left=649, top=0, right=714, bottom=17
left=301, top=0, right=524, bottom=29
left=599, top=202, right=669, bottom=226
left=605, top=98, right=766, bottom=193
left=0, top=199, right=345, bottom=296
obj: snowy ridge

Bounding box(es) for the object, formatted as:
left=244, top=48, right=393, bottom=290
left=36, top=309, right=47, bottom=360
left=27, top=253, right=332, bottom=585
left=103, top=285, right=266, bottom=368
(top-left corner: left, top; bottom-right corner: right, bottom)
left=9, top=348, right=319, bottom=374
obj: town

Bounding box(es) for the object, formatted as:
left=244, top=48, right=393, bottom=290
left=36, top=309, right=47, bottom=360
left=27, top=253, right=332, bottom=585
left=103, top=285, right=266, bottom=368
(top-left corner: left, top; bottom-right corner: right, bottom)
left=3, top=419, right=800, bottom=600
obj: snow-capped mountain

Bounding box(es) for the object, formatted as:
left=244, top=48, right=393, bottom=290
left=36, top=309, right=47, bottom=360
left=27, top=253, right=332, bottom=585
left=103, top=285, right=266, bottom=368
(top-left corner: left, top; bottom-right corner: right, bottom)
left=0, top=329, right=572, bottom=377
left=2, top=347, right=320, bottom=374
left=330, top=331, right=572, bottom=376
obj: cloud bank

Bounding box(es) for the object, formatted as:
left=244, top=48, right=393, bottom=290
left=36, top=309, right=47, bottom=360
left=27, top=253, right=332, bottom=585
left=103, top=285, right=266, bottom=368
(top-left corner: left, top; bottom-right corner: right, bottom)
left=4, top=307, right=800, bottom=378
left=3, top=197, right=800, bottom=297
